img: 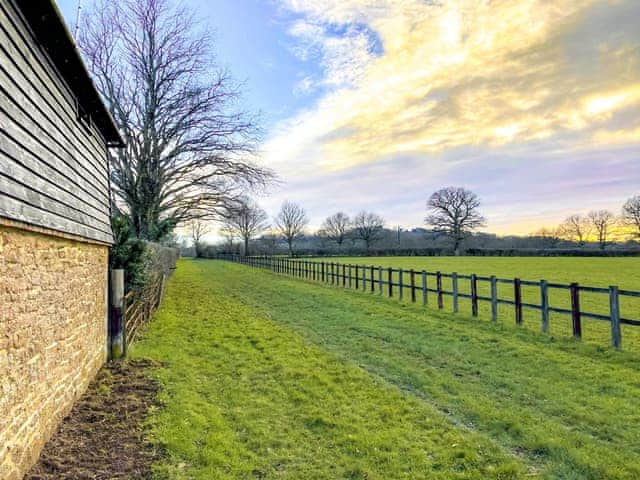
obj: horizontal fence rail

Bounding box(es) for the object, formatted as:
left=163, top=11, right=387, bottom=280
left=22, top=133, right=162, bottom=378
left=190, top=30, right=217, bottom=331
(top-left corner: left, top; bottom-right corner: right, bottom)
left=217, top=254, right=640, bottom=350
left=123, top=273, right=166, bottom=354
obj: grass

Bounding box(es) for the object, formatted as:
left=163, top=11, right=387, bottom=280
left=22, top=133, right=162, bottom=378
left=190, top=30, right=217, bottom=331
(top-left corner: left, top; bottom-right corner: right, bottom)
left=325, top=256, right=640, bottom=348
left=133, top=259, right=640, bottom=479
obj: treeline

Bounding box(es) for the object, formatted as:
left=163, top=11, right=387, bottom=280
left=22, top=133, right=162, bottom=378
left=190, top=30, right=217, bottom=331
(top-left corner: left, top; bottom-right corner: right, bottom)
left=185, top=190, right=640, bottom=258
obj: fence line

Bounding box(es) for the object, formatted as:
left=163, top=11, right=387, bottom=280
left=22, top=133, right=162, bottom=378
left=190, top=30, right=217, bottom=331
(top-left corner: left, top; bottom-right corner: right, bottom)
left=217, top=254, right=640, bottom=350
left=122, top=273, right=166, bottom=355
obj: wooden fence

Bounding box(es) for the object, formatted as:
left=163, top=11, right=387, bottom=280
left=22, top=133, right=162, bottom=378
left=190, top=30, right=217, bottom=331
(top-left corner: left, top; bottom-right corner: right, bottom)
left=219, top=254, right=640, bottom=349
left=122, top=273, right=166, bottom=355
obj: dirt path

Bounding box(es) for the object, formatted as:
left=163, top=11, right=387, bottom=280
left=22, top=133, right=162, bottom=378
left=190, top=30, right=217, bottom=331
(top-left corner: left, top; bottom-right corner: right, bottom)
left=26, top=359, right=161, bottom=480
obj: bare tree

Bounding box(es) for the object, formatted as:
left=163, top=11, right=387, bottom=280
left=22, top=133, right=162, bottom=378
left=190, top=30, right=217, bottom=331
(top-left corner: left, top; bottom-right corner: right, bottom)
left=223, top=200, right=269, bottom=256
left=189, top=220, right=210, bottom=258
left=622, top=195, right=640, bottom=238
left=531, top=227, right=561, bottom=248
left=319, top=212, right=351, bottom=245
left=218, top=224, right=237, bottom=252
left=558, top=214, right=591, bottom=246
left=79, top=0, right=271, bottom=240
left=425, top=187, right=486, bottom=255
left=352, top=212, right=385, bottom=251
left=275, top=201, right=308, bottom=256
left=588, top=210, right=616, bottom=249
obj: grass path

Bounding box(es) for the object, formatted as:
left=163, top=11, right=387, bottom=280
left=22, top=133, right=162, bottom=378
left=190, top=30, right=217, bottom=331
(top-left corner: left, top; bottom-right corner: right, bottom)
left=133, top=260, right=640, bottom=479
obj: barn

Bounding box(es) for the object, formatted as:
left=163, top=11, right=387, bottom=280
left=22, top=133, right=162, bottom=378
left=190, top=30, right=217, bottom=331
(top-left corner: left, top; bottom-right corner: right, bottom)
left=0, top=1, right=122, bottom=478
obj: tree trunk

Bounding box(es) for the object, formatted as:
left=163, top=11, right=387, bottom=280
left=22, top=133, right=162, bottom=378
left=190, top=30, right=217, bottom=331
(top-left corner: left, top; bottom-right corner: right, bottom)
left=244, top=235, right=249, bottom=257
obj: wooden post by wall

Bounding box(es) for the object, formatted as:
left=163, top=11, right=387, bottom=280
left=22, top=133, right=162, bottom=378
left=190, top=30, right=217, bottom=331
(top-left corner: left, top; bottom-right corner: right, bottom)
left=109, top=269, right=125, bottom=360
left=609, top=285, right=621, bottom=349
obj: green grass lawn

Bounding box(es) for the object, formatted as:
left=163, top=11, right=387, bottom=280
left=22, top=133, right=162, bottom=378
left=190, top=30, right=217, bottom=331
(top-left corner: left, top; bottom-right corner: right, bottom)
left=133, top=259, right=640, bottom=479
left=324, top=256, right=640, bottom=348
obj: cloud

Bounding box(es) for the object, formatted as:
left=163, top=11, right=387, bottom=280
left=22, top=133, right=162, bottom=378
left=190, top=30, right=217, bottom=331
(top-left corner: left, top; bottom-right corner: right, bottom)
left=261, top=0, right=640, bottom=233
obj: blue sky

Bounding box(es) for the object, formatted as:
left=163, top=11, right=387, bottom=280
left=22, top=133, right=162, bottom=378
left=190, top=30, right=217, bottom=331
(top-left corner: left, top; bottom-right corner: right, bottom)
left=56, top=0, right=640, bottom=236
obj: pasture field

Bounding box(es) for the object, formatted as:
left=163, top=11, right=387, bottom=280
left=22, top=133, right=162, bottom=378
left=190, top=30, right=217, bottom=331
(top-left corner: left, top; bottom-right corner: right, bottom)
left=133, top=260, right=640, bottom=479
left=329, top=256, right=640, bottom=348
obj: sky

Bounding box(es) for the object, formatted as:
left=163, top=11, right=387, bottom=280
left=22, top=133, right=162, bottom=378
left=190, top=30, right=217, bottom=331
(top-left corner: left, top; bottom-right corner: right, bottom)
left=56, top=0, right=640, bottom=236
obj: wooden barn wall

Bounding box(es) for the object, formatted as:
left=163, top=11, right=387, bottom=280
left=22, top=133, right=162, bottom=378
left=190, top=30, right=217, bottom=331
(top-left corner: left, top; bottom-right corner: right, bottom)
left=0, top=1, right=113, bottom=244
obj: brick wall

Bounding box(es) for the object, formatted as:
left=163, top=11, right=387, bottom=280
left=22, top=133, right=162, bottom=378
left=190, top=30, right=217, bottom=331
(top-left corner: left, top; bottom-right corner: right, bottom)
left=0, top=224, right=109, bottom=480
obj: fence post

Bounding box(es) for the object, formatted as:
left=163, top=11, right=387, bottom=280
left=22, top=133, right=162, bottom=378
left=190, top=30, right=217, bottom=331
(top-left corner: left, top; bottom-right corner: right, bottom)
left=490, top=276, right=498, bottom=321
left=355, top=264, right=359, bottom=290
left=609, top=285, right=621, bottom=349
left=570, top=283, right=582, bottom=339
left=410, top=269, right=416, bottom=303
left=342, top=264, right=346, bottom=287
left=370, top=266, right=375, bottom=293
left=349, top=264, right=353, bottom=289
left=471, top=274, right=478, bottom=317
left=109, top=269, right=125, bottom=360
left=422, top=271, right=427, bottom=306
left=398, top=269, right=404, bottom=301
left=514, top=278, right=523, bottom=325
left=388, top=267, right=393, bottom=297
left=436, top=271, right=443, bottom=309
left=362, top=265, right=367, bottom=291
left=452, top=272, right=459, bottom=313
left=378, top=267, right=383, bottom=296
left=540, top=280, right=549, bottom=333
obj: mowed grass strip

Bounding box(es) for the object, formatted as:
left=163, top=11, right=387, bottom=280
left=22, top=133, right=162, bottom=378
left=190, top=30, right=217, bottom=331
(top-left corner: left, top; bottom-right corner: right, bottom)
left=132, top=260, right=526, bottom=479
left=205, top=260, right=640, bottom=480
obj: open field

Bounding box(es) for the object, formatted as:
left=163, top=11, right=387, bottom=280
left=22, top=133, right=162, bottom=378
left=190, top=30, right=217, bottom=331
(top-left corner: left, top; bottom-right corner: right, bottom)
left=133, top=259, right=640, bottom=479
left=327, top=256, right=640, bottom=348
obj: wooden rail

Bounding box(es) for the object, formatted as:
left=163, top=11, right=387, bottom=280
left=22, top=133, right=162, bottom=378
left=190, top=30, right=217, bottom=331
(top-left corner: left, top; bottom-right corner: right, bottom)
left=122, top=273, right=166, bottom=353
left=218, top=255, right=640, bottom=350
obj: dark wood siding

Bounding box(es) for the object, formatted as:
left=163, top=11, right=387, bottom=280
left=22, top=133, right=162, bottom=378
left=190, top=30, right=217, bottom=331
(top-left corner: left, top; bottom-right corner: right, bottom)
left=0, top=0, right=113, bottom=244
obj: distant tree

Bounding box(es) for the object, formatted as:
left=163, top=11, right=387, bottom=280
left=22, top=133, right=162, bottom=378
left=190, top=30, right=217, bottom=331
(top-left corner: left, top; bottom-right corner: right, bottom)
left=352, top=212, right=385, bottom=251
left=189, top=220, right=210, bottom=258
left=80, top=0, right=271, bottom=240
left=223, top=200, right=269, bottom=256
left=622, top=195, right=640, bottom=238
left=531, top=227, right=562, bottom=248
left=275, top=201, right=308, bottom=256
left=588, top=210, right=616, bottom=249
left=320, top=212, right=351, bottom=245
left=425, top=187, right=486, bottom=255
left=558, top=214, right=590, bottom=246
left=218, top=224, right=236, bottom=252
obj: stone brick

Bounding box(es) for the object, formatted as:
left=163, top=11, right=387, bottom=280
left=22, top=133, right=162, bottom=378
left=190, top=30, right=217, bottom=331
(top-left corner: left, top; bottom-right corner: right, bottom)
left=0, top=225, right=108, bottom=480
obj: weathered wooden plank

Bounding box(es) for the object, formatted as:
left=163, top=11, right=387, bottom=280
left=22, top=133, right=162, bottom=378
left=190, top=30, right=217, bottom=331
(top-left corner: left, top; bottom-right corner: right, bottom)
left=0, top=135, right=109, bottom=223
left=0, top=174, right=111, bottom=235
left=609, top=286, right=621, bottom=349
left=0, top=107, right=109, bottom=209
left=0, top=192, right=112, bottom=243
left=0, top=3, right=109, bottom=171
left=0, top=150, right=110, bottom=228
left=0, top=62, right=108, bottom=189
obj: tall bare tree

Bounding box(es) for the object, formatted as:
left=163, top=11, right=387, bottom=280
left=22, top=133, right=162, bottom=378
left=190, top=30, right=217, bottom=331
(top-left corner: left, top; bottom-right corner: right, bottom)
left=223, top=200, right=269, bottom=256
left=319, top=212, right=351, bottom=245
left=558, top=214, right=590, bottom=246
left=622, top=195, right=640, bottom=238
left=425, top=187, right=486, bottom=255
left=275, top=201, right=308, bottom=256
left=588, top=210, right=616, bottom=249
left=79, top=0, right=270, bottom=240
left=189, top=220, right=210, bottom=258
left=352, top=212, right=385, bottom=251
